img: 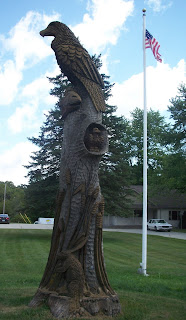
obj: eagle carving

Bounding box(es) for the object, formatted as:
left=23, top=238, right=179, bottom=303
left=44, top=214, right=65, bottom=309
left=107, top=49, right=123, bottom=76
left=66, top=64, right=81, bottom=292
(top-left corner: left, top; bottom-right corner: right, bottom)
left=40, top=21, right=106, bottom=112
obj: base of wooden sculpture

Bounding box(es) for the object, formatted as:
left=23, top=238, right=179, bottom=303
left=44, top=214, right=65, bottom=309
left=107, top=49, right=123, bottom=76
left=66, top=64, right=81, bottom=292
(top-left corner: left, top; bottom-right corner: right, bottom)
left=29, top=289, right=121, bottom=318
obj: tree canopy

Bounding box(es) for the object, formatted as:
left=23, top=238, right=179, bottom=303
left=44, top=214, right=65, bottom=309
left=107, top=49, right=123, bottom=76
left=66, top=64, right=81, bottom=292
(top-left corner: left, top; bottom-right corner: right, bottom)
left=168, top=83, right=186, bottom=151
left=156, top=84, right=186, bottom=192
left=0, top=181, right=26, bottom=220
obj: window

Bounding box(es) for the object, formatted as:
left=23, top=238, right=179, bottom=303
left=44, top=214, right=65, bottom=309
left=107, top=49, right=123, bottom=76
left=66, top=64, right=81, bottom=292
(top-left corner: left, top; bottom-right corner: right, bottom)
left=134, top=210, right=143, bottom=217
left=169, top=210, right=180, bottom=220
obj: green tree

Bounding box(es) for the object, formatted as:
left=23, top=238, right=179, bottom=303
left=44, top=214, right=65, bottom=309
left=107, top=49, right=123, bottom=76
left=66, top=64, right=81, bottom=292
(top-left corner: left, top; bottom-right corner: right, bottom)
left=129, top=107, right=171, bottom=185
left=25, top=75, right=67, bottom=219
left=26, top=74, right=68, bottom=182
left=168, top=83, right=186, bottom=151
left=0, top=181, right=26, bottom=218
left=25, top=175, right=59, bottom=221
left=157, top=84, right=186, bottom=192
left=100, top=105, right=133, bottom=215
left=158, top=153, right=186, bottom=192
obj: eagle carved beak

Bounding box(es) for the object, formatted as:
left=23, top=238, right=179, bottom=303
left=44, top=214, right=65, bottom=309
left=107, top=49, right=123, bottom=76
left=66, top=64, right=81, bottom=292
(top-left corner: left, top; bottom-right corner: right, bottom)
left=40, top=28, right=55, bottom=37
left=40, top=29, right=47, bottom=37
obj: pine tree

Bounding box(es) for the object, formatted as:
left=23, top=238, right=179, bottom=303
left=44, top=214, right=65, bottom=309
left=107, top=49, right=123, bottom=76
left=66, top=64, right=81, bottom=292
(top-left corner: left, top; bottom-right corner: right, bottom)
left=25, top=75, right=67, bottom=219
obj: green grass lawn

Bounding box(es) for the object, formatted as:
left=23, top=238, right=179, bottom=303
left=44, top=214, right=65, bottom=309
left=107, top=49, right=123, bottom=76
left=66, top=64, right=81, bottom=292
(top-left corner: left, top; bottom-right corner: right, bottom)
left=0, top=229, right=185, bottom=320
left=173, top=228, right=186, bottom=233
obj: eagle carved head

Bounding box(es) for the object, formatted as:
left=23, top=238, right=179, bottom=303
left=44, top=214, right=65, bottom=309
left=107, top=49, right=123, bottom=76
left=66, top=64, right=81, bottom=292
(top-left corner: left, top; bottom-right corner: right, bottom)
left=40, top=21, right=80, bottom=45
left=40, top=21, right=65, bottom=37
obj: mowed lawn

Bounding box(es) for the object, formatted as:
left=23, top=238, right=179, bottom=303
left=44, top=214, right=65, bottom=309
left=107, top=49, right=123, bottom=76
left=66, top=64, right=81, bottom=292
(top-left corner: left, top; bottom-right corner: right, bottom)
left=0, top=229, right=185, bottom=320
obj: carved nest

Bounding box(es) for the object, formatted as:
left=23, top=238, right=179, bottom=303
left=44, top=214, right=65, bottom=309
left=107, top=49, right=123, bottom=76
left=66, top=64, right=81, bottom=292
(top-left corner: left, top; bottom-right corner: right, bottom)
left=84, top=123, right=108, bottom=155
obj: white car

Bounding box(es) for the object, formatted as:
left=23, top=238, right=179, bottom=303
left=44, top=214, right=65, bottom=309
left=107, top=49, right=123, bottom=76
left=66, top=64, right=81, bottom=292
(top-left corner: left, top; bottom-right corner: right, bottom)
left=147, top=219, right=172, bottom=232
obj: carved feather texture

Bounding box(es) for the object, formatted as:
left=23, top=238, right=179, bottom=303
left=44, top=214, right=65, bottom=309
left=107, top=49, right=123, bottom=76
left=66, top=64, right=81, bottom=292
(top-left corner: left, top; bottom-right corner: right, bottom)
left=40, top=21, right=105, bottom=112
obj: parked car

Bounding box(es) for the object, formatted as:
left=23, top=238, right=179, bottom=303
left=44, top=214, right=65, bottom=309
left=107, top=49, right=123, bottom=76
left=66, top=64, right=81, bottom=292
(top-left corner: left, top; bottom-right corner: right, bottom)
left=0, top=214, right=10, bottom=224
left=147, top=219, right=172, bottom=232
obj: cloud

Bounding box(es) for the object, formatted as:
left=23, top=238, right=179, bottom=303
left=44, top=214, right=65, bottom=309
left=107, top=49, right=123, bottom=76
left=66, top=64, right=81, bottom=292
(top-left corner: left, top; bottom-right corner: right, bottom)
left=109, top=59, right=186, bottom=117
left=0, top=60, right=22, bottom=105
left=72, top=0, right=134, bottom=53
left=0, top=11, right=60, bottom=106
left=5, top=11, right=60, bottom=70
left=99, top=51, right=110, bottom=75
left=21, top=65, right=59, bottom=101
left=145, top=0, right=172, bottom=12
left=0, top=142, right=38, bottom=186
left=8, top=67, right=59, bottom=134
left=7, top=102, right=38, bottom=134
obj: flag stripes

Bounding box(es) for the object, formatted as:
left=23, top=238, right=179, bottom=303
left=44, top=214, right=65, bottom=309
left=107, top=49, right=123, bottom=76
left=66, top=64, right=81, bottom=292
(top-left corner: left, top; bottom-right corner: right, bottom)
left=145, top=29, right=162, bottom=63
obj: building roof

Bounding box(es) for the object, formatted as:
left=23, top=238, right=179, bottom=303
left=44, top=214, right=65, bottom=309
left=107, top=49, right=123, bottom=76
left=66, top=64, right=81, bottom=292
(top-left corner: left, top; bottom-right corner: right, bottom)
left=129, top=185, right=186, bottom=210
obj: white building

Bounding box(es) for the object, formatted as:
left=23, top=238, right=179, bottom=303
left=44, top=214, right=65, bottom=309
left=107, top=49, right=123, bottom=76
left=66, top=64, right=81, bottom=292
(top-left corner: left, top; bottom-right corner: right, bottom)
left=103, top=186, right=186, bottom=229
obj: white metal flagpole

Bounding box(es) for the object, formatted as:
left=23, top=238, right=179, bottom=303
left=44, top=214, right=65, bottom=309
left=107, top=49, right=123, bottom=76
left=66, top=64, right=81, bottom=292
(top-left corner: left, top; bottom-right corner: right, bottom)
left=3, top=182, right=7, bottom=215
left=141, top=8, right=148, bottom=276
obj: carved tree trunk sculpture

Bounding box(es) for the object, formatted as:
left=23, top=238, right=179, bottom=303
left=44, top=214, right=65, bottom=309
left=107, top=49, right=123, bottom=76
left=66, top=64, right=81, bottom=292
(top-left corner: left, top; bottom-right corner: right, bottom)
left=29, top=21, right=121, bottom=318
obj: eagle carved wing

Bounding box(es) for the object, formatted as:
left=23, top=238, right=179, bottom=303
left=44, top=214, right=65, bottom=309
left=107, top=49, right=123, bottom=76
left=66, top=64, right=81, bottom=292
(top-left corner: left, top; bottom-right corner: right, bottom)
left=53, top=43, right=104, bottom=88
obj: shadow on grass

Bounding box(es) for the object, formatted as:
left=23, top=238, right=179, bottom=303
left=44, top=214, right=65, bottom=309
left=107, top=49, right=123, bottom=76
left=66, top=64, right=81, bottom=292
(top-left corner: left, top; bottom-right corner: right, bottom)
left=1, top=229, right=52, bottom=242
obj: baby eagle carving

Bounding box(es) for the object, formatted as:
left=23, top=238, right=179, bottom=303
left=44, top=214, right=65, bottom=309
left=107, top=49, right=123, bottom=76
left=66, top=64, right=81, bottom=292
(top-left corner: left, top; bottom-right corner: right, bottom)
left=40, top=21, right=106, bottom=112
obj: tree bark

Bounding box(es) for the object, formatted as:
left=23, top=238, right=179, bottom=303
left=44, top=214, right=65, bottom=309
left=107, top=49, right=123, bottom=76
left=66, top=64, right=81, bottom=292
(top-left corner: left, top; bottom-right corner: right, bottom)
left=29, top=86, right=120, bottom=318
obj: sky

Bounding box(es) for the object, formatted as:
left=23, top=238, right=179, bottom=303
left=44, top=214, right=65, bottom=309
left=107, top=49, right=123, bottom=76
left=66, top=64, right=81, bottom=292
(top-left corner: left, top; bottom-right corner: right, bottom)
left=0, top=0, right=185, bottom=186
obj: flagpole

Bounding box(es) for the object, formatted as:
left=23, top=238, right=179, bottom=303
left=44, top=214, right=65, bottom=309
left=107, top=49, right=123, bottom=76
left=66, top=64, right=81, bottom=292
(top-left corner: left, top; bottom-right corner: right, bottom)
left=3, top=182, right=7, bottom=215
left=141, top=8, right=148, bottom=276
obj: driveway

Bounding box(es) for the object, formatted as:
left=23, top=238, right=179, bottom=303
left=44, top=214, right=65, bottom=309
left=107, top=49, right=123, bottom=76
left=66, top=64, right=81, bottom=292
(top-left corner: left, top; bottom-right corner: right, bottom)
left=0, top=223, right=186, bottom=240
left=0, top=223, right=53, bottom=230
left=103, top=228, right=186, bottom=240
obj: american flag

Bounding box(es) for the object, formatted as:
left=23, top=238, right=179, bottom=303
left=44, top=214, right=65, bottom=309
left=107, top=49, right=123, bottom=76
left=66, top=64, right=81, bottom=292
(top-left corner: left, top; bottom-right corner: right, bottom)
left=145, top=29, right=162, bottom=63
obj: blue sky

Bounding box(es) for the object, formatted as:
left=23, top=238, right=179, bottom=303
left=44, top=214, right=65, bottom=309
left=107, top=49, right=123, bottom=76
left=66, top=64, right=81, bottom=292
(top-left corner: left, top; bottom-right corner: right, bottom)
left=0, top=0, right=185, bottom=185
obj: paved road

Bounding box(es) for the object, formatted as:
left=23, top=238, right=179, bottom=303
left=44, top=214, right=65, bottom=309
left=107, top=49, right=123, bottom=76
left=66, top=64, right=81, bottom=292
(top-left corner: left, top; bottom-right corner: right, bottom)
left=0, top=223, right=53, bottom=230
left=104, top=228, right=186, bottom=240
left=0, top=223, right=186, bottom=240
